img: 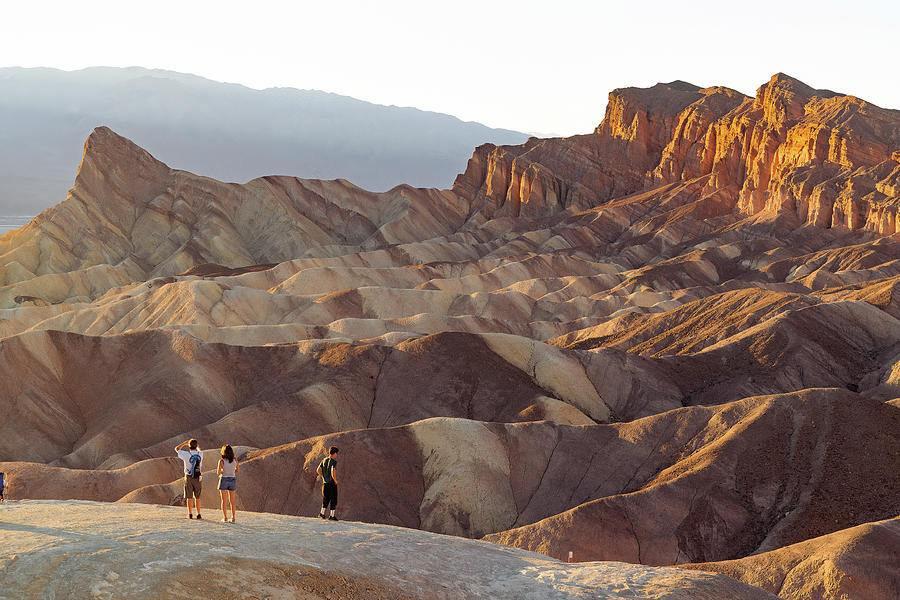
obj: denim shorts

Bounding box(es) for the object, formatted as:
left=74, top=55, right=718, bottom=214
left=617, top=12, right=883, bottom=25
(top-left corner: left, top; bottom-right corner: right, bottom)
left=217, top=476, right=236, bottom=491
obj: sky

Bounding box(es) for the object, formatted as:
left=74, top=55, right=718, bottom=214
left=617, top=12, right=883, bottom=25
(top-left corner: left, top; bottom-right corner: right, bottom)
left=1, top=0, right=897, bottom=136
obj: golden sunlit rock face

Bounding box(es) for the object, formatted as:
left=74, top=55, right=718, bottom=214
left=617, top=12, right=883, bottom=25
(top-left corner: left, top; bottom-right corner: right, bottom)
left=455, top=74, right=900, bottom=232
left=0, top=73, right=898, bottom=600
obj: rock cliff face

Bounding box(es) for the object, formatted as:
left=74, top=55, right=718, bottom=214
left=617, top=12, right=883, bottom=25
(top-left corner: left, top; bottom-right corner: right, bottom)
left=0, top=74, right=898, bottom=600
left=454, top=74, right=900, bottom=233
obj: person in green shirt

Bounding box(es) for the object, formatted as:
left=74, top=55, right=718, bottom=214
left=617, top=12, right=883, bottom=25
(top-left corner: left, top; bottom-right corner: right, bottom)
left=316, top=446, right=340, bottom=520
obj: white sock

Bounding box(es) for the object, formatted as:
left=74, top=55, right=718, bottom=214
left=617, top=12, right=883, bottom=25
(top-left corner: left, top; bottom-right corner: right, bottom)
left=330, top=510, right=335, bottom=517
left=320, top=508, right=325, bottom=516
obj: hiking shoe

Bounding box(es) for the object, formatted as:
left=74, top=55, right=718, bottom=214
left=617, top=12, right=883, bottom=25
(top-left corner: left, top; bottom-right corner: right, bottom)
left=319, top=514, right=327, bottom=519
left=188, top=514, right=194, bottom=519
left=230, top=517, right=236, bottom=523
left=329, top=516, right=338, bottom=521
left=221, top=518, right=229, bottom=523
left=196, top=514, right=202, bottom=520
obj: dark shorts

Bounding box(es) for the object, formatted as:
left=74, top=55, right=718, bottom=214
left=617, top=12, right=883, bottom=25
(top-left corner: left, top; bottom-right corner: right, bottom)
left=322, top=482, right=338, bottom=509
left=184, top=475, right=202, bottom=499
left=217, top=476, right=236, bottom=491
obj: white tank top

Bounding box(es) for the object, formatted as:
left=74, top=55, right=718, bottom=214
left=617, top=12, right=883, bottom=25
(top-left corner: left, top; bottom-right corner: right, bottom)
left=221, top=458, right=237, bottom=478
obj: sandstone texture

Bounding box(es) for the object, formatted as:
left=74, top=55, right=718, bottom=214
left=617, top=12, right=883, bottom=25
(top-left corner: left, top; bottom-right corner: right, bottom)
left=0, top=501, right=777, bottom=600
left=455, top=74, right=900, bottom=232
left=483, top=389, right=900, bottom=564
left=0, top=73, right=898, bottom=599
left=685, top=517, right=900, bottom=600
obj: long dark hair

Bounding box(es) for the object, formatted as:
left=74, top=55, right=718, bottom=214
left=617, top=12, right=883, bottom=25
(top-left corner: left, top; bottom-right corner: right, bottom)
left=221, top=445, right=235, bottom=463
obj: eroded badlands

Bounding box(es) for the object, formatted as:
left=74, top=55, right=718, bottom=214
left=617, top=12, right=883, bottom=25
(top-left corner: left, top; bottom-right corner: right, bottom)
left=1, top=73, right=898, bottom=599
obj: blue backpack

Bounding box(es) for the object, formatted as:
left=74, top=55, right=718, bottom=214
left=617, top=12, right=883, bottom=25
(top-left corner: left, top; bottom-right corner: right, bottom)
left=187, top=453, right=201, bottom=478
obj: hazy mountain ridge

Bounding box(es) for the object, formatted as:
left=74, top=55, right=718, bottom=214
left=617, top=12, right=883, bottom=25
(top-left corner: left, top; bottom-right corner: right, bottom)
left=0, top=66, right=528, bottom=212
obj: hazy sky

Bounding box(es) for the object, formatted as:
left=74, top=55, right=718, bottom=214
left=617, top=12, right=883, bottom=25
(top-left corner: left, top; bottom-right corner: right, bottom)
left=2, top=0, right=897, bottom=135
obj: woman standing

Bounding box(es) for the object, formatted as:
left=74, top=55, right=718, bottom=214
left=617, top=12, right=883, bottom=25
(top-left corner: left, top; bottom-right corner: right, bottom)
left=217, top=445, right=239, bottom=523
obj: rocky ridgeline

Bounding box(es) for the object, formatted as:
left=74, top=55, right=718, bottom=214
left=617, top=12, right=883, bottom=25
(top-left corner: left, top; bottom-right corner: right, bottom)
left=454, top=74, right=900, bottom=232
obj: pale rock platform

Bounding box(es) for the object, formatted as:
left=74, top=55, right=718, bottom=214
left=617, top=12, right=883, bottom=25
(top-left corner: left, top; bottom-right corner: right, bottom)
left=0, top=500, right=775, bottom=599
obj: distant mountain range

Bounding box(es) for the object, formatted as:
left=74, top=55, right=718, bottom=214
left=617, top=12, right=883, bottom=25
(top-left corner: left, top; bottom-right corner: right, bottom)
left=0, top=66, right=529, bottom=213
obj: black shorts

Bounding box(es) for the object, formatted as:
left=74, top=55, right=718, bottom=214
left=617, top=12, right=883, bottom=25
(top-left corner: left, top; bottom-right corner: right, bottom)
left=322, top=482, right=338, bottom=509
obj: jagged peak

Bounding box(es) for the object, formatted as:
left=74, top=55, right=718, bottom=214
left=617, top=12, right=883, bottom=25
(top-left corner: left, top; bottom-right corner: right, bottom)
left=754, top=73, right=841, bottom=117
left=763, top=72, right=838, bottom=98
left=74, top=127, right=170, bottom=189
left=64, top=126, right=173, bottom=212
left=80, top=126, right=166, bottom=169
left=766, top=72, right=816, bottom=92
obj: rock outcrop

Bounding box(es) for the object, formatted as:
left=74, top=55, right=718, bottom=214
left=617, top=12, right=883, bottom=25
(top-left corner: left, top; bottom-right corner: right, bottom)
left=483, top=389, right=900, bottom=564
left=0, top=126, right=473, bottom=300
left=685, top=517, right=900, bottom=600
left=0, top=501, right=778, bottom=599
left=454, top=73, right=900, bottom=233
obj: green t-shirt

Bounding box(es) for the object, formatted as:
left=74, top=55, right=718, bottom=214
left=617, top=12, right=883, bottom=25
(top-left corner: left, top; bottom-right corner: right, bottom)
left=320, top=457, right=337, bottom=484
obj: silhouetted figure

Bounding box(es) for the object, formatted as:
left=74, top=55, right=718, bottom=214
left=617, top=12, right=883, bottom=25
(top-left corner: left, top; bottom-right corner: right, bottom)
left=317, top=447, right=340, bottom=520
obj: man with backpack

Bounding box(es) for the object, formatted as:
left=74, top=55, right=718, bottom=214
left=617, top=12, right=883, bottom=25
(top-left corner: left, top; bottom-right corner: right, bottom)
left=175, top=439, right=204, bottom=519
left=316, top=446, right=340, bottom=521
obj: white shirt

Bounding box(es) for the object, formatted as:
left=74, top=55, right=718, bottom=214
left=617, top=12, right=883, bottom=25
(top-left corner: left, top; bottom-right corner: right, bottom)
left=220, top=458, right=237, bottom=478
left=176, top=449, right=203, bottom=475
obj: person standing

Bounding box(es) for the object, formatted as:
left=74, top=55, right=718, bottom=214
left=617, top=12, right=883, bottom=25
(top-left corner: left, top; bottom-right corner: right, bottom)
left=0, top=472, right=7, bottom=501
left=217, top=445, right=239, bottom=523
left=175, top=439, right=203, bottom=519
left=316, top=446, right=339, bottom=521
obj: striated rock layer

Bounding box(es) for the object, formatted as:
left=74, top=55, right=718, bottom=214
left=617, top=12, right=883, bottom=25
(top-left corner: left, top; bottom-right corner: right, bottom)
left=455, top=74, right=900, bottom=233
left=685, top=517, right=900, bottom=600
left=482, top=389, right=900, bottom=564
